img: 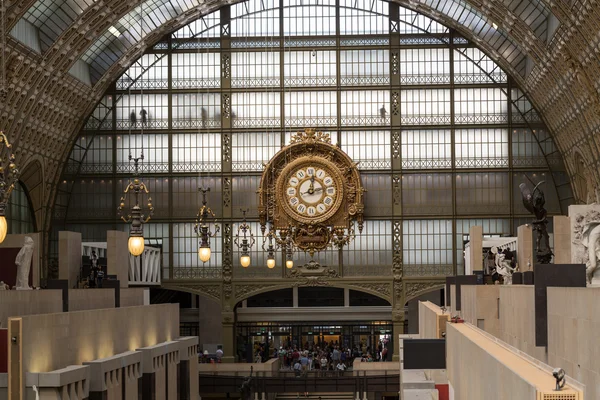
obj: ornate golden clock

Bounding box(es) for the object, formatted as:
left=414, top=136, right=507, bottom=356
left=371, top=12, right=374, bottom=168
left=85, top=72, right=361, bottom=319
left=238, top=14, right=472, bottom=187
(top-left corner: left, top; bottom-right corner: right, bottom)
left=259, top=128, right=364, bottom=257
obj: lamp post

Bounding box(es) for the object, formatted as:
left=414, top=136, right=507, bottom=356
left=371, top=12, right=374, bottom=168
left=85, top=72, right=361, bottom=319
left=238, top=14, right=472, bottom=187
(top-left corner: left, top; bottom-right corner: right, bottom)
left=117, top=156, right=154, bottom=257
left=195, top=187, right=220, bottom=263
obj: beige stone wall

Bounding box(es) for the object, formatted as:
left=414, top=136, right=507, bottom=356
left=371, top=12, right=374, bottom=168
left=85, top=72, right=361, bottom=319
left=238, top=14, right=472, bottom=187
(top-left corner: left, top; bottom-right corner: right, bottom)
left=189, top=358, right=199, bottom=400
left=460, top=285, right=500, bottom=338
left=0, top=290, right=63, bottom=328
left=59, top=231, right=82, bottom=288
left=15, top=304, right=178, bottom=373
left=198, top=296, right=223, bottom=349
left=418, top=301, right=448, bottom=339
left=517, top=225, right=533, bottom=271
left=68, top=289, right=115, bottom=312
left=547, top=287, right=600, bottom=400
left=553, top=216, right=572, bottom=264
left=498, top=286, right=547, bottom=363
left=155, top=367, right=167, bottom=400
left=124, top=365, right=139, bottom=399
left=449, top=285, right=456, bottom=313
left=447, top=323, right=537, bottom=399
left=167, top=353, right=178, bottom=400
left=120, top=288, right=148, bottom=307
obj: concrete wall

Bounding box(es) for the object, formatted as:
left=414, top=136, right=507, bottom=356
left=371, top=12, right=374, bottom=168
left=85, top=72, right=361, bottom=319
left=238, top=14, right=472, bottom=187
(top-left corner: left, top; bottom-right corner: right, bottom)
left=446, top=323, right=580, bottom=400
left=198, top=296, right=223, bottom=349
left=0, top=290, right=62, bottom=328
left=418, top=301, right=449, bottom=339
left=107, top=231, right=129, bottom=288
left=548, top=287, right=600, bottom=400
left=68, top=289, right=115, bottom=312
left=59, top=231, right=82, bottom=288
left=460, top=285, right=500, bottom=338
left=120, top=288, right=148, bottom=307
left=352, top=359, right=399, bottom=376
left=497, top=286, right=547, bottom=363
left=13, top=304, right=178, bottom=374
left=408, top=290, right=442, bottom=334
left=449, top=285, right=456, bottom=313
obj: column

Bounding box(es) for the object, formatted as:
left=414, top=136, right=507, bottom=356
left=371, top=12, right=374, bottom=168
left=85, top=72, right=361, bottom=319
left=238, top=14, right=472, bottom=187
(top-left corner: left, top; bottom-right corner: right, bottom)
left=293, top=287, right=299, bottom=307
left=177, top=337, right=199, bottom=400
left=107, top=230, right=129, bottom=287
left=468, top=226, right=483, bottom=274
left=517, top=224, right=533, bottom=271
left=221, top=312, right=236, bottom=363
left=344, top=288, right=350, bottom=307
left=391, top=311, right=403, bottom=362
left=59, top=231, right=82, bottom=288
left=553, top=216, right=571, bottom=264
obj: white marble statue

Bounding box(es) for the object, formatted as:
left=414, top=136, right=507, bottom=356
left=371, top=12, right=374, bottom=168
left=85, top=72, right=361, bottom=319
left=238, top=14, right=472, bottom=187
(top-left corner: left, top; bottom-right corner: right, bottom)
left=492, top=246, right=517, bottom=285
left=0, top=281, right=8, bottom=290
left=570, top=205, right=600, bottom=285
left=14, top=236, right=34, bottom=290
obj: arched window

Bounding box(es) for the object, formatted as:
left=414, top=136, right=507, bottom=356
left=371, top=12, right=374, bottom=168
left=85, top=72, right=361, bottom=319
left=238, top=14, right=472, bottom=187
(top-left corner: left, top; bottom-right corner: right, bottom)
left=7, top=182, right=35, bottom=234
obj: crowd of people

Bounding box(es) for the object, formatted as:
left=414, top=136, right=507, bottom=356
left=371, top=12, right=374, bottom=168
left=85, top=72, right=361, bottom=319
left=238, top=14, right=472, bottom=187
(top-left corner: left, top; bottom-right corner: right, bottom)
left=250, top=340, right=389, bottom=376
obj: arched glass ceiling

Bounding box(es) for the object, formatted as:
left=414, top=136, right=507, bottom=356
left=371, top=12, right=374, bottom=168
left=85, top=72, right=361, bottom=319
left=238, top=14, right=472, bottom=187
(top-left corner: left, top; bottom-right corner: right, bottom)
left=68, top=0, right=538, bottom=86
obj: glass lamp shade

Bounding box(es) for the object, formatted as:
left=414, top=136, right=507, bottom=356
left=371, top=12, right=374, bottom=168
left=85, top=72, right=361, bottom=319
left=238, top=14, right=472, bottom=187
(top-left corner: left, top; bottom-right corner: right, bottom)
left=0, top=216, right=7, bottom=244
left=198, top=246, right=211, bottom=263
left=286, top=259, right=294, bottom=269
left=128, top=236, right=145, bottom=256
left=267, top=258, right=276, bottom=269
left=240, top=254, right=251, bottom=268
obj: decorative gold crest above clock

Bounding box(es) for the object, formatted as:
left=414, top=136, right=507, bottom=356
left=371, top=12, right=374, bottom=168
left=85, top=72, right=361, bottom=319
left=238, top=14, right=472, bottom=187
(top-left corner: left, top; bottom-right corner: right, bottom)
left=258, top=128, right=364, bottom=256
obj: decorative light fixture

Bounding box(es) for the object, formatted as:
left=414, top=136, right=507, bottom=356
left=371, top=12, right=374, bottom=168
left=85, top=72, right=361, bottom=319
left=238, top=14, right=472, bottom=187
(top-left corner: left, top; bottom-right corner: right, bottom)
left=262, top=223, right=279, bottom=269
left=0, top=132, right=19, bottom=243
left=194, top=187, right=220, bottom=263
left=117, top=155, right=154, bottom=256
left=234, top=209, right=255, bottom=268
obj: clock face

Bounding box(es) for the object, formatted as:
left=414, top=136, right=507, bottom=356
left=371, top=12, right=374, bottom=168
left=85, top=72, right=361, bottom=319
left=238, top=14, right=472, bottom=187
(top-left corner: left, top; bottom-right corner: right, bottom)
left=280, top=160, right=343, bottom=223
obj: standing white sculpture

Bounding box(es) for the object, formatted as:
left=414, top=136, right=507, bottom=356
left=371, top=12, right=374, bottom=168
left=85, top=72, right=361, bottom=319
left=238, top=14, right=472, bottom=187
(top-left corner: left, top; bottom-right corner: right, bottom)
left=570, top=205, right=600, bottom=285
left=492, top=246, right=517, bottom=285
left=14, top=236, right=34, bottom=290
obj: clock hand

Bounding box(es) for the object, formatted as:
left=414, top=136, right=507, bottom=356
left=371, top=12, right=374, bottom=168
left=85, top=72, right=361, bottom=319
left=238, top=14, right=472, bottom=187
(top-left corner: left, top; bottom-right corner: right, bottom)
left=301, top=187, right=323, bottom=196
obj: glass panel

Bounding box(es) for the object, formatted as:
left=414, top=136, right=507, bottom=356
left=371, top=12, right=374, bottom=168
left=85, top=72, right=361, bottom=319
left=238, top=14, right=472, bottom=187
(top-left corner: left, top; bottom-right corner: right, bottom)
left=284, top=91, right=337, bottom=127
left=172, top=53, right=221, bottom=89
left=402, top=219, right=453, bottom=269
left=339, top=0, right=389, bottom=35
left=171, top=177, right=223, bottom=219
left=340, top=90, right=390, bottom=126
left=283, top=0, right=336, bottom=36
left=344, top=220, right=392, bottom=268
left=115, top=94, right=169, bottom=130
left=172, top=93, right=222, bottom=129
left=455, top=128, right=509, bottom=168
left=232, top=132, right=282, bottom=171
left=455, top=172, right=511, bottom=214
left=454, top=88, right=508, bottom=124
left=400, top=48, right=450, bottom=85
left=401, top=89, right=451, bottom=125
left=116, top=134, right=169, bottom=173
left=172, top=133, right=222, bottom=172
left=284, top=50, right=337, bottom=87
left=401, top=130, right=452, bottom=169
left=231, top=0, right=280, bottom=37
left=232, top=93, right=281, bottom=128
left=117, top=54, right=169, bottom=90
left=340, top=50, right=389, bottom=86
left=232, top=52, right=281, bottom=87
left=341, top=130, right=391, bottom=170
left=453, top=48, right=506, bottom=84
left=402, top=174, right=453, bottom=215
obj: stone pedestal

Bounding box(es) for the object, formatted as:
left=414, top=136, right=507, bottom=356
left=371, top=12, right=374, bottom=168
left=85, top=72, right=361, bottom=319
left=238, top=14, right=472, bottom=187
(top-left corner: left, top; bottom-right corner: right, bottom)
left=553, top=216, right=571, bottom=264
left=83, top=351, right=142, bottom=400
left=568, top=205, right=600, bottom=284
left=107, top=231, right=129, bottom=288
left=59, top=231, right=82, bottom=288
left=177, top=337, right=199, bottom=400
left=468, top=226, right=483, bottom=274
left=517, top=225, right=533, bottom=272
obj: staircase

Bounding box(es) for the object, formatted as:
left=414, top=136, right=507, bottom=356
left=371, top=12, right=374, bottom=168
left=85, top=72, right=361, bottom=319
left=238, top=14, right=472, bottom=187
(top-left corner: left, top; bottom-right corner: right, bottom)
left=276, top=393, right=355, bottom=400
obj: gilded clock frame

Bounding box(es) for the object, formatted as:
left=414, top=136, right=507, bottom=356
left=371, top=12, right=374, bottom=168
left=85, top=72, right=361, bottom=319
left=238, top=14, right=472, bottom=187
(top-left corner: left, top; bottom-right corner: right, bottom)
left=258, top=128, right=365, bottom=254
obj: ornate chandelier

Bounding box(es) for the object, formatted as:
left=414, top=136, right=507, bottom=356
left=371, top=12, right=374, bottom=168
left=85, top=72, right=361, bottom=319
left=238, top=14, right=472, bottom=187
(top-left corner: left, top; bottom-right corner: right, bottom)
left=194, top=187, right=220, bottom=263
left=117, top=155, right=154, bottom=256
left=0, top=132, right=19, bottom=243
